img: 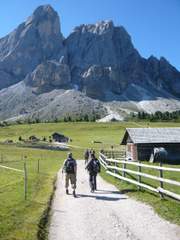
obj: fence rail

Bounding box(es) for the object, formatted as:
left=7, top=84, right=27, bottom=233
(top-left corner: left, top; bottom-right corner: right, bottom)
left=99, top=152, right=180, bottom=201
left=0, top=158, right=42, bottom=200
left=105, top=158, right=180, bottom=172
left=0, top=164, right=24, bottom=173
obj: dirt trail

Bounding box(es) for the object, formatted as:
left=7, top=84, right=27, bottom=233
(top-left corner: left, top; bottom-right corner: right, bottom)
left=49, top=160, right=180, bottom=240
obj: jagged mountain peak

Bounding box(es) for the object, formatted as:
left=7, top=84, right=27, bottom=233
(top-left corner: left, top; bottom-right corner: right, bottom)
left=73, top=20, right=114, bottom=35
left=25, top=4, right=61, bottom=36
left=71, top=20, right=132, bottom=38
left=28, top=4, right=58, bottom=20
left=0, top=4, right=66, bottom=89
left=0, top=5, right=179, bottom=122
left=148, top=55, right=159, bottom=62
left=33, top=4, right=57, bottom=16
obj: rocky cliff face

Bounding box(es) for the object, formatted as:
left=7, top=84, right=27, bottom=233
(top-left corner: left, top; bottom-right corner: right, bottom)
left=0, top=5, right=67, bottom=89
left=145, top=56, right=180, bottom=95
left=65, top=20, right=180, bottom=100
left=66, top=20, right=143, bottom=99
left=66, top=20, right=138, bottom=68
left=0, top=5, right=179, bottom=121
left=25, top=61, right=71, bottom=93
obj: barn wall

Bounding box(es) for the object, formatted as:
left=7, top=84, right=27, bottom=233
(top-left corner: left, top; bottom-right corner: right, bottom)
left=137, top=143, right=180, bottom=162
left=126, top=143, right=137, bottom=161
left=137, top=144, right=152, bottom=161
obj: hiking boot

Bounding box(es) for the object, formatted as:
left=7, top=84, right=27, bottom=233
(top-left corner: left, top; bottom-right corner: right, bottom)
left=66, top=189, right=69, bottom=195
left=73, top=190, right=76, bottom=197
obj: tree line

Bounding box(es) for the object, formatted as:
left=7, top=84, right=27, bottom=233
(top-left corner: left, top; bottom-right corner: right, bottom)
left=0, top=113, right=101, bottom=126
left=130, top=110, right=180, bottom=122
left=1, top=110, right=180, bottom=127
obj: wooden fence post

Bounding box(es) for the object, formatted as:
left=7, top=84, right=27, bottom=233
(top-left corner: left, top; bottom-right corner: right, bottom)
left=24, top=162, right=27, bottom=200
left=159, top=161, right=164, bottom=198
left=122, top=160, right=126, bottom=178
left=114, top=159, right=117, bottom=174
left=138, top=161, right=141, bottom=190
left=102, top=154, right=105, bottom=166
left=111, top=146, right=116, bottom=174
left=37, top=159, right=40, bottom=173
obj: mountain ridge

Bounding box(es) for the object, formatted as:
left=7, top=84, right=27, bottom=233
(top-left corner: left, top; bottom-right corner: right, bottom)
left=0, top=4, right=180, bottom=121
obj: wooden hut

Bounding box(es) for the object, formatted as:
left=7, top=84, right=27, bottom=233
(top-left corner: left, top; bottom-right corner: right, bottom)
left=121, top=128, right=180, bottom=163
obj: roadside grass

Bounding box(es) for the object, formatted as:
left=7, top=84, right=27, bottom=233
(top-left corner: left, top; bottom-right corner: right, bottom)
left=0, top=121, right=179, bottom=239
left=0, top=145, right=67, bottom=240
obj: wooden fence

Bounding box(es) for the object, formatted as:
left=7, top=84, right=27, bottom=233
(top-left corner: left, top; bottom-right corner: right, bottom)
left=99, top=152, right=180, bottom=201
left=0, top=158, right=41, bottom=200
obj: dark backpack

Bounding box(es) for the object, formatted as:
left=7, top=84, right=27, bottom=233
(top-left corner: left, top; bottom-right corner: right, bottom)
left=91, top=159, right=100, bottom=173
left=65, top=158, right=75, bottom=174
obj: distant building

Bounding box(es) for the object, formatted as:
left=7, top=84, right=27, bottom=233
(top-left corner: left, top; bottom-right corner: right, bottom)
left=121, top=128, right=180, bottom=163
left=52, top=132, right=69, bottom=143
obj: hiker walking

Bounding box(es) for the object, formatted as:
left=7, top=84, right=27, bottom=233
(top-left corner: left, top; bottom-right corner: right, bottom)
left=84, top=149, right=89, bottom=165
left=62, top=152, right=77, bottom=197
left=89, top=148, right=95, bottom=156
left=85, top=153, right=101, bottom=192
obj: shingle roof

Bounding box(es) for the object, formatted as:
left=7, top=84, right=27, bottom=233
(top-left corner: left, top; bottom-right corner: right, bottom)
left=121, top=128, right=180, bottom=144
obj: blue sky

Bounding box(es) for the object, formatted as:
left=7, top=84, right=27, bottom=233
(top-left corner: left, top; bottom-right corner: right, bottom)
left=0, top=0, right=179, bottom=70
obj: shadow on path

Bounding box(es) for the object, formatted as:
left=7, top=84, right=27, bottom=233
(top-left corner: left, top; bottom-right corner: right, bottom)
left=96, top=189, right=121, bottom=194
left=76, top=193, right=127, bottom=201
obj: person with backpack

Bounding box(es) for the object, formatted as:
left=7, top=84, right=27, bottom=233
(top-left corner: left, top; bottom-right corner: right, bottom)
left=84, top=149, right=89, bottom=165
left=62, top=152, right=77, bottom=197
left=85, top=153, right=101, bottom=192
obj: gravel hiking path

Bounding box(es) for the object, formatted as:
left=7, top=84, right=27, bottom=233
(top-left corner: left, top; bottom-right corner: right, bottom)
left=49, top=160, right=180, bottom=240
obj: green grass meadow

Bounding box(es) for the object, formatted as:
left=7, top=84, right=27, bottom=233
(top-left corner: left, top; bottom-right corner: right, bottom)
left=0, top=122, right=179, bottom=239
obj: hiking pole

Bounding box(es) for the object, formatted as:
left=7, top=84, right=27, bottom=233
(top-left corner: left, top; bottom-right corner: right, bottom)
left=62, top=169, right=64, bottom=182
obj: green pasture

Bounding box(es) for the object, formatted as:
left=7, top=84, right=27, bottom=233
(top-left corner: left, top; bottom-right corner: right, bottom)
left=0, top=121, right=179, bottom=240
left=0, top=145, right=67, bottom=240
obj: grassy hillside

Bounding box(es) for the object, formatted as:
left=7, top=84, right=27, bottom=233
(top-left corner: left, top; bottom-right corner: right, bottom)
left=0, top=122, right=179, bottom=239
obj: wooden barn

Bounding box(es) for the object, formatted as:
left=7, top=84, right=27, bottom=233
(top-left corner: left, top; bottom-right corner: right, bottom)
left=121, top=128, right=180, bottom=163
left=52, top=132, right=69, bottom=143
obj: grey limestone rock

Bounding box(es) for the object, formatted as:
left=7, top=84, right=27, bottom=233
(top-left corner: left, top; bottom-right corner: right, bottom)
left=25, top=61, right=71, bottom=93
left=82, top=65, right=129, bottom=100
left=0, top=4, right=180, bottom=121
left=0, top=5, right=67, bottom=89
left=66, top=20, right=140, bottom=88
left=66, top=20, right=137, bottom=68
